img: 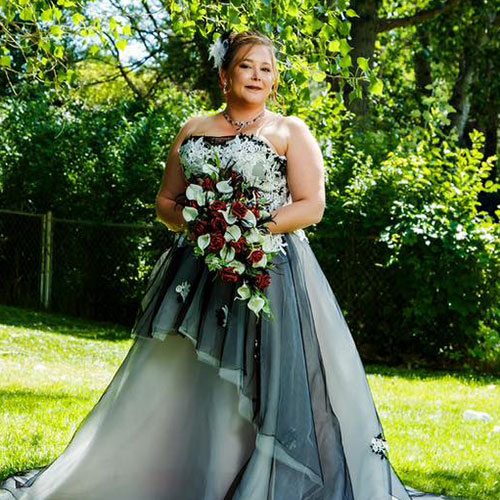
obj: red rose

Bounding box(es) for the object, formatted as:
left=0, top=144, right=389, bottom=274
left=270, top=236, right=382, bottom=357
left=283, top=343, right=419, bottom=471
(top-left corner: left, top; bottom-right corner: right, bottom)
left=202, top=177, right=215, bottom=190
left=251, top=206, right=260, bottom=218
left=220, top=267, right=241, bottom=284
left=248, top=249, right=265, bottom=265
left=208, top=232, right=225, bottom=253
left=210, top=200, right=227, bottom=213
left=230, top=236, right=247, bottom=254
left=254, top=272, right=271, bottom=290
left=230, top=170, right=243, bottom=183
left=186, top=199, right=199, bottom=209
left=232, top=201, right=248, bottom=219
left=192, top=220, right=209, bottom=238
left=210, top=213, right=228, bottom=232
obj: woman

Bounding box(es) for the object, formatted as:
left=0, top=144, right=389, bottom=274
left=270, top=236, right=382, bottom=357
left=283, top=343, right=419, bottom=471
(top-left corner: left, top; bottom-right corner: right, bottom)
left=1, top=30, right=455, bottom=500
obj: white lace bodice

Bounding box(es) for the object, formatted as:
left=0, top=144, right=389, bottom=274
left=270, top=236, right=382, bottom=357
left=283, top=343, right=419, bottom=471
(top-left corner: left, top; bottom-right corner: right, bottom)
left=178, top=133, right=309, bottom=247
left=179, top=133, right=291, bottom=213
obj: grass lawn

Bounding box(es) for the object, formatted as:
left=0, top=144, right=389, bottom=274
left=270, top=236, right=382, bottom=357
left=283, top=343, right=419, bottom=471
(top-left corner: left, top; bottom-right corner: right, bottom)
left=0, top=304, right=498, bottom=499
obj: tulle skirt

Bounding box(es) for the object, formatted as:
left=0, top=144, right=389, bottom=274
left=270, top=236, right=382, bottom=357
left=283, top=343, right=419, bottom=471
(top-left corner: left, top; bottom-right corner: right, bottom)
left=1, top=231, right=445, bottom=499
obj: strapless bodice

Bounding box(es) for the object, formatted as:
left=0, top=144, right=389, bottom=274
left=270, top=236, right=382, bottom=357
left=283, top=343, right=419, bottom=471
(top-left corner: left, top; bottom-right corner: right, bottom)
left=179, top=133, right=291, bottom=213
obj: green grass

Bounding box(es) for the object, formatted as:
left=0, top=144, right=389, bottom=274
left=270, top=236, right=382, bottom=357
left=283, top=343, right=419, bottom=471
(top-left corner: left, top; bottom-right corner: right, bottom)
left=0, top=304, right=499, bottom=499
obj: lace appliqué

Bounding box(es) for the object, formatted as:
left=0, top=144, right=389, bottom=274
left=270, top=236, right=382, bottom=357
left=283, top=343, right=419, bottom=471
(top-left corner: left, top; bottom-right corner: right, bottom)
left=175, top=280, right=191, bottom=303
left=370, top=432, right=390, bottom=459
left=216, top=304, right=229, bottom=327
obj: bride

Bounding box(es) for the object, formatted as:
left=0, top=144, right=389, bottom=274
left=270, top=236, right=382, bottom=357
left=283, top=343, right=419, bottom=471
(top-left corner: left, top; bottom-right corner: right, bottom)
left=1, top=29, right=454, bottom=500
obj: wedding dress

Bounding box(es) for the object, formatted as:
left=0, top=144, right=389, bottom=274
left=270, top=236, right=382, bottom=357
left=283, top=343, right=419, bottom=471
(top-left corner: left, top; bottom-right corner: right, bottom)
left=1, top=133, right=459, bottom=500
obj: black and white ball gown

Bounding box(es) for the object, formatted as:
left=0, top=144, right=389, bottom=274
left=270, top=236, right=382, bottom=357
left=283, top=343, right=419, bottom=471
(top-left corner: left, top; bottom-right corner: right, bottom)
left=1, top=133, right=458, bottom=500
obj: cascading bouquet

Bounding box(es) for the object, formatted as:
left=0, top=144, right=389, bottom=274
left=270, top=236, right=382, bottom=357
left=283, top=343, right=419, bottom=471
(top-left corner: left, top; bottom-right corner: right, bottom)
left=176, top=149, right=282, bottom=321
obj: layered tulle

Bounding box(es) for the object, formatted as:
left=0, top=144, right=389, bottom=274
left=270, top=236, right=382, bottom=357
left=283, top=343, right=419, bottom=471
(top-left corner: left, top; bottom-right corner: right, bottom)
left=130, top=230, right=416, bottom=500
left=1, top=231, right=443, bottom=499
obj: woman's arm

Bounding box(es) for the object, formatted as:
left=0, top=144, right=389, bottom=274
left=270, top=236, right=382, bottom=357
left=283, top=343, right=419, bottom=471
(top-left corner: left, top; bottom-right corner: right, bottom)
left=267, top=116, right=326, bottom=234
left=155, top=120, right=198, bottom=232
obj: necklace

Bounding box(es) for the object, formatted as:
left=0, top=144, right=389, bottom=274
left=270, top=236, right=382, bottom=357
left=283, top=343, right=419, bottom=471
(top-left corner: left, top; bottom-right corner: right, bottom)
left=223, top=108, right=266, bottom=133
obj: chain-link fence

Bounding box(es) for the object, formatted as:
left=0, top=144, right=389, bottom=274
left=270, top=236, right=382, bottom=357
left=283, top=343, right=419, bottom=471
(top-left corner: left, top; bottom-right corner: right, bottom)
left=0, top=208, right=402, bottom=352
left=0, top=209, right=174, bottom=326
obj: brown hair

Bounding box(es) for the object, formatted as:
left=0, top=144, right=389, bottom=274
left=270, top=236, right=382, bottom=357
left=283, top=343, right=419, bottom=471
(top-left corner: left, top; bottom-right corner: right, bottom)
left=219, top=30, right=280, bottom=104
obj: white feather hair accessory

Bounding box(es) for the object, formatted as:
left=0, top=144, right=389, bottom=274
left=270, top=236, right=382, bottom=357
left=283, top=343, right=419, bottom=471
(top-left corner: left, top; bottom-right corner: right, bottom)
left=208, top=35, right=230, bottom=71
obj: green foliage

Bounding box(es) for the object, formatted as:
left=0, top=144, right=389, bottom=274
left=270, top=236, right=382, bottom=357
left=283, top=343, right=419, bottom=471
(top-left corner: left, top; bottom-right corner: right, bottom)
left=0, top=82, right=207, bottom=322
left=0, top=82, right=203, bottom=220
left=0, top=0, right=132, bottom=91
left=312, top=88, right=500, bottom=370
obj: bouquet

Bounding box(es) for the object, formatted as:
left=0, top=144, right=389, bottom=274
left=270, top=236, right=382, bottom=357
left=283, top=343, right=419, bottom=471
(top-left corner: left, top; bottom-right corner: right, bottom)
left=176, top=150, right=283, bottom=321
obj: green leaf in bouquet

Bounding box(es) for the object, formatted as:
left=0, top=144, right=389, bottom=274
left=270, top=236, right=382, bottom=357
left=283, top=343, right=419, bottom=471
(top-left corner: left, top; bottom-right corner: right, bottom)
left=214, top=150, right=222, bottom=168
left=193, top=246, right=205, bottom=258
left=260, top=298, right=275, bottom=322
left=205, top=253, right=223, bottom=271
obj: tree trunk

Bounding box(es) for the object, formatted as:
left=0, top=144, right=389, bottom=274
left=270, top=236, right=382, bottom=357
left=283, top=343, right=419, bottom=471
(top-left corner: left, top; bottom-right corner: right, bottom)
left=338, top=0, right=379, bottom=116
left=447, top=45, right=474, bottom=140
left=414, top=25, right=433, bottom=97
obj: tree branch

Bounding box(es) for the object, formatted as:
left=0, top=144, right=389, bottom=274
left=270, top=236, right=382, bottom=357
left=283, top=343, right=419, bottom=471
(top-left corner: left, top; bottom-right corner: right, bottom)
left=377, top=0, right=461, bottom=33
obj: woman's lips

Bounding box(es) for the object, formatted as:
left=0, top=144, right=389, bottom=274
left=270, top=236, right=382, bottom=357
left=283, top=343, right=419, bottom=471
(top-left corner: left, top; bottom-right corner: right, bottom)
left=246, top=86, right=261, bottom=91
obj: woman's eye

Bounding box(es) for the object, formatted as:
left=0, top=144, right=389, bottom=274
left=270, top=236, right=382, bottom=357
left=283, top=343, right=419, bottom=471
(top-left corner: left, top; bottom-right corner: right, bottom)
left=240, top=64, right=271, bottom=72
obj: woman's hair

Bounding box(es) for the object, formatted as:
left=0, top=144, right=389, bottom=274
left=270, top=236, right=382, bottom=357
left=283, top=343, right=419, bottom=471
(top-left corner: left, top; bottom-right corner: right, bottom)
left=219, top=30, right=280, bottom=103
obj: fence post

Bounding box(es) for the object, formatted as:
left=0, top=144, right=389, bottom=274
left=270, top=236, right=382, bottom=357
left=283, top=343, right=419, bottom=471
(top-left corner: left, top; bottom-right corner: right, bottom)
left=40, top=210, right=53, bottom=309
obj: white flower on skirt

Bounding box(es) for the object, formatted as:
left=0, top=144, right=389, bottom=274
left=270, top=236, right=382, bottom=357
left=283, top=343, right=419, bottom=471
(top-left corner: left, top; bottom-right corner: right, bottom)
left=370, top=433, right=390, bottom=459
left=175, top=281, right=191, bottom=302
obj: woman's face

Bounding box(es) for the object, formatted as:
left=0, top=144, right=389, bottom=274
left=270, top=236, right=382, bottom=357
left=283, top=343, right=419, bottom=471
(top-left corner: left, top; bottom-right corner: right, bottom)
left=223, top=44, right=275, bottom=105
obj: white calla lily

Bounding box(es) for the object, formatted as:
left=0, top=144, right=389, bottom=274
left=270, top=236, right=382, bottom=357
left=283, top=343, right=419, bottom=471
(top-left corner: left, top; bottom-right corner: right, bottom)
left=216, top=180, right=233, bottom=194
left=261, top=234, right=276, bottom=253
left=186, top=184, right=203, bottom=201
left=220, top=245, right=235, bottom=262
left=235, top=282, right=251, bottom=300
left=224, top=225, right=241, bottom=242
left=201, top=163, right=217, bottom=176
left=197, top=234, right=211, bottom=251
left=229, top=260, right=245, bottom=274
left=221, top=207, right=237, bottom=224
left=182, top=206, right=199, bottom=222
left=242, top=209, right=257, bottom=227
left=247, top=295, right=265, bottom=315
left=245, top=227, right=261, bottom=244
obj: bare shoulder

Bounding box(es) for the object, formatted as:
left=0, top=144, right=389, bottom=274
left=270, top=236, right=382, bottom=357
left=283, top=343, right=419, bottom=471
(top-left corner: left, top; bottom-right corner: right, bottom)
left=282, top=115, right=321, bottom=155
left=284, top=115, right=314, bottom=138
left=177, top=115, right=207, bottom=140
